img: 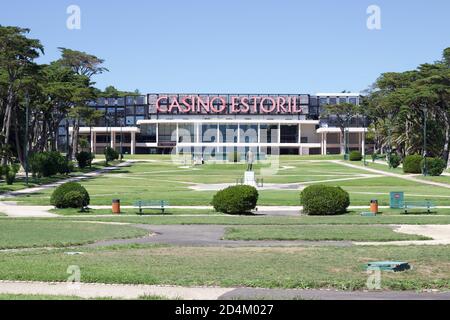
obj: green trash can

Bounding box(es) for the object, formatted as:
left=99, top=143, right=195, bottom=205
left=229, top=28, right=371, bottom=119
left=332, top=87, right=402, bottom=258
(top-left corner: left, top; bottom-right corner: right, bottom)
left=390, top=192, right=404, bottom=209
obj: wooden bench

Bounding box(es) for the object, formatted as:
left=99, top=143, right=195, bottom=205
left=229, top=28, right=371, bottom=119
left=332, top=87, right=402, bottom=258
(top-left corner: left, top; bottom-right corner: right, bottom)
left=134, top=200, right=169, bottom=215
left=403, top=201, right=435, bottom=214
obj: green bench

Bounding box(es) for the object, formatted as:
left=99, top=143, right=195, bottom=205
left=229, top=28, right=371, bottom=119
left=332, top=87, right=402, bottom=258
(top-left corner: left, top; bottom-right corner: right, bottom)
left=134, top=200, right=169, bottom=215
left=403, top=200, right=435, bottom=214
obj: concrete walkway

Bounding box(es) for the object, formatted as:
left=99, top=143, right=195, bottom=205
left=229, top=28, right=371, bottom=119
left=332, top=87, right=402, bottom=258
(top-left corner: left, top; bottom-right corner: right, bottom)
left=89, top=224, right=353, bottom=248
left=356, top=225, right=450, bottom=246
left=0, top=161, right=135, bottom=217
left=0, top=281, right=448, bottom=300
left=87, top=223, right=450, bottom=248
left=0, top=203, right=56, bottom=218
left=0, top=161, right=134, bottom=199
left=337, top=160, right=450, bottom=189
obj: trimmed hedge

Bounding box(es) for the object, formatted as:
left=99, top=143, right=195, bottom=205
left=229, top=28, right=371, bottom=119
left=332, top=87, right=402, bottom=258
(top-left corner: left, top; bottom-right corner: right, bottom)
left=349, top=151, right=362, bottom=161
left=403, top=154, right=423, bottom=174
left=51, top=182, right=90, bottom=209
left=212, top=185, right=258, bottom=215
left=300, top=185, right=350, bottom=216
left=422, top=157, right=446, bottom=176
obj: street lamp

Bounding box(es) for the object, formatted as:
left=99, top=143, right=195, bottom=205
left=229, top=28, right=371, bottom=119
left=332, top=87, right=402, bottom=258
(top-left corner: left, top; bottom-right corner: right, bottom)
left=24, top=93, right=29, bottom=186
left=422, top=105, right=428, bottom=176
left=362, top=110, right=367, bottom=166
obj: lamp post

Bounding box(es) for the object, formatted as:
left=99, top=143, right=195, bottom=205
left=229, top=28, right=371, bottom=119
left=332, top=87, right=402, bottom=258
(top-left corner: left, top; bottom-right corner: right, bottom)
left=423, top=106, right=428, bottom=176
left=24, top=93, right=29, bottom=186
left=362, top=110, right=367, bottom=166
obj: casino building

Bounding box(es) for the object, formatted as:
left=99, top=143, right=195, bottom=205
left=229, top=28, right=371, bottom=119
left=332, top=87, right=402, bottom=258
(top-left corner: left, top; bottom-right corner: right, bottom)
left=65, top=93, right=368, bottom=158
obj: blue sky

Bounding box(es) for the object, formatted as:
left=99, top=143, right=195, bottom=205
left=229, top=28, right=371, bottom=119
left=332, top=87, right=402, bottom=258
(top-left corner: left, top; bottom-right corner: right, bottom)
left=1, top=0, right=449, bottom=93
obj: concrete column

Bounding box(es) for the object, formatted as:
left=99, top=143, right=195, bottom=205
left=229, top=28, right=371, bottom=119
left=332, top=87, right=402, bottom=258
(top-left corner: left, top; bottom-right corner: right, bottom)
left=90, top=132, right=96, bottom=154
left=361, top=131, right=366, bottom=156
left=156, top=124, right=159, bottom=145
left=278, top=123, right=281, bottom=144
left=321, top=133, right=325, bottom=155
left=131, top=132, right=136, bottom=155
left=324, top=132, right=327, bottom=156
left=110, top=131, right=115, bottom=149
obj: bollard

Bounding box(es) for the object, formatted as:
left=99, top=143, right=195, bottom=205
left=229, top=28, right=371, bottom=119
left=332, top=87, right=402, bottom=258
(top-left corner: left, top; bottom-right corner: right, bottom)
left=112, top=199, right=121, bottom=214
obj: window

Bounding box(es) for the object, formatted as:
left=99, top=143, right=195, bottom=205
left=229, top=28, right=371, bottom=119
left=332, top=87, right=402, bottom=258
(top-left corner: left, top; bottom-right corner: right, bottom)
left=349, top=97, right=358, bottom=105
left=329, top=97, right=337, bottom=105
left=135, top=106, right=145, bottom=115
left=126, top=106, right=135, bottom=115
left=126, top=116, right=135, bottom=126
left=319, top=98, right=328, bottom=106
left=339, top=97, right=347, bottom=104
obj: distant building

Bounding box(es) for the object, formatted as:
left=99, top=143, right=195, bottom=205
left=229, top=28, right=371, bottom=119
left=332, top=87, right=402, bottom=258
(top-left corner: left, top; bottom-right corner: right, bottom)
left=62, top=92, right=368, bottom=158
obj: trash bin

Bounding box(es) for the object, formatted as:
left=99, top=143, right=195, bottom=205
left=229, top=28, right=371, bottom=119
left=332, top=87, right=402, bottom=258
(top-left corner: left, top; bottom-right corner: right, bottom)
left=370, top=199, right=379, bottom=214
left=112, top=199, right=121, bottom=214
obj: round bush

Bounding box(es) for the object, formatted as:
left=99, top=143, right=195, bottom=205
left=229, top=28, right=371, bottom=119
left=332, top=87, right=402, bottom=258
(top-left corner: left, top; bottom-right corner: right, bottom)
left=300, top=185, right=350, bottom=216
left=422, top=157, right=446, bottom=176
left=403, top=155, right=423, bottom=174
left=62, top=191, right=86, bottom=209
left=51, top=182, right=90, bottom=209
left=349, top=151, right=362, bottom=161
left=212, top=185, right=258, bottom=215
left=389, top=153, right=402, bottom=169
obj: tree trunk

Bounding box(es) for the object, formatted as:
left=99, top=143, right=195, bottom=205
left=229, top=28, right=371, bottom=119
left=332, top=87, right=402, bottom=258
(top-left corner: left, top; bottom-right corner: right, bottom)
left=443, top=111, right=450, bottom=168
left=14, top=105, right=24, bottom=165
left=1, top=84, right=15, bottom=165
left=71, top=119, right=80, bottom=160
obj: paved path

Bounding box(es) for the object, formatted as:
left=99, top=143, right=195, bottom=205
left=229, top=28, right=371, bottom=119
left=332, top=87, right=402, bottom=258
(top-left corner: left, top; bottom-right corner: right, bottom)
left=89, top=223, right=450, bottom=248
left=357, top=225, right=450, bottom=246
left=0, top=281, right=448, bottom=300
left=0, top=203, right=56, bottom=218
left=337, top=160, right=450, bottom=189
left=0, top=161, right=134, bottom=199
left=89, top=224, right=353, bottom=248
left=0, top=161, right=135, bottom=217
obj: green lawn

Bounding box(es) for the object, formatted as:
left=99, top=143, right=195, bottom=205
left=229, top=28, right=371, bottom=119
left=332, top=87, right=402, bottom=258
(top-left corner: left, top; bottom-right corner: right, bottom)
left=0, top=294, right=167, bottom=300
left=223, top=225, right=431, bottom=241
left=0, top=220, right=147, bottom=249
left=58, top=214, right=450, bottom=225
left=0, top=245, right=449, bottom=290
left=12, top=157, right=450, bottom=207
left=0, top=160, right=120, bottom=195
left=51, top=208, right=219, bottom=216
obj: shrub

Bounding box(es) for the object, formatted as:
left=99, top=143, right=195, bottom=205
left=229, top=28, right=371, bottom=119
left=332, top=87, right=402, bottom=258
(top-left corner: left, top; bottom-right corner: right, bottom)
left=228, top=151, right=241, bottom=163
left=300, top=185, right=350, bottom=216
left=104, top=147, right=119, bottom=164
left=212, top=185, right=258, bottom=215
left=349, top=151, right=362, bottom=161
left=76, top=151, right=94, bottom=169
left=51, top=182, right=90, bottom=209
left=29, top=152, right=72, bottom=177
left=389, top=153, right=402, bottom=169
left=403, top=154, right=423, bottom=174
left=62, top=191, right=86, bottom=210
left=422, top=157, right=446, bottom=176
left=5, top=171, right=15, bottom=185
